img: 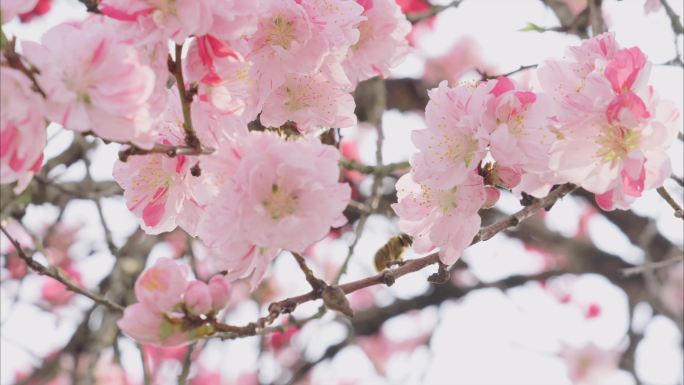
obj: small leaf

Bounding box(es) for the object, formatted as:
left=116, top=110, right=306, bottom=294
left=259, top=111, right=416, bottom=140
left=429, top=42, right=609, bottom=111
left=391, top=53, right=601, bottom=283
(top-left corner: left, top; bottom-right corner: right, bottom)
left=519, top=22, right=547, bottom=33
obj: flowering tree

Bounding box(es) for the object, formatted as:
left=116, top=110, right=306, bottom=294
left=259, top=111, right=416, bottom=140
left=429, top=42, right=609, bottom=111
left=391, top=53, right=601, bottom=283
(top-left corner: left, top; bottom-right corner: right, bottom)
left=1, top=0, right=683, bottom=384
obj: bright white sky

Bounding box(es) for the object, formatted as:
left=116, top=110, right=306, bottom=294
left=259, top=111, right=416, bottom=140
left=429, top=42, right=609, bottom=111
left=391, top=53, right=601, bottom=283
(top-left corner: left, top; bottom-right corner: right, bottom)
left=1, top=0, right=683, bottom=384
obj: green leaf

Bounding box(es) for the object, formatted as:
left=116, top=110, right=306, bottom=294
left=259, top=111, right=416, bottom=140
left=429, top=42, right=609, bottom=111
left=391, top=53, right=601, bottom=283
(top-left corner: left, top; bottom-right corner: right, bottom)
left=519, top=22, right=547, bottom=33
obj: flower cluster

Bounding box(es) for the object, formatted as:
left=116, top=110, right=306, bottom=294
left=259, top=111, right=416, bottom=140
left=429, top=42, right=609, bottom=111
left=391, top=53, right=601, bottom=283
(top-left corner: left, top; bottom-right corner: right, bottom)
left=394, top=33, right=680, bottom=265
left=117, top=258, right=232, bottom=346
left=539, top=33, right=680, bottom=210
left=1, top=0, right=411, bottom=193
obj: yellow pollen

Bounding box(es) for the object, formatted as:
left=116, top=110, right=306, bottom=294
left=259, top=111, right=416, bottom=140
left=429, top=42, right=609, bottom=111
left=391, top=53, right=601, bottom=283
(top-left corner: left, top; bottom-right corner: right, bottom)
left=266, top=15, right=296, bottom=49
left=263, top=184, right=298, bottom=220
left=596, top=124, right=640, bottom=163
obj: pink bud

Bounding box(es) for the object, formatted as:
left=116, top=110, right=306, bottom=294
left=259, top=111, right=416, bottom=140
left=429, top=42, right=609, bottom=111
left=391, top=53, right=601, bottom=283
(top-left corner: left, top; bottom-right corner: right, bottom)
left=482, top=186, right=501, bottom=208
left=183, top=281, right=212, bottom=315
left=493, top=165, right=522, bottom=189
left=208, top=275, right=232, bottom=310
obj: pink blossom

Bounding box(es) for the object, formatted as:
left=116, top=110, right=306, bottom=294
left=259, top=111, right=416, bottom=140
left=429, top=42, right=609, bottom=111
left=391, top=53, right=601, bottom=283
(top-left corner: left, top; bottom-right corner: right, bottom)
left=198, top=132, right=350, bottom=287
left=191, top=369, right=223, bottom=385
left=99, top=0, right=214, bottom=43
left=184, top=280, right=212, bottom=315
left=94, top=351, right=132, bottom=385
left=41, top=267, right=82, bottom=306
left=260, top=73, right=357, bottom=132
left=484, top=77, right=558, bottom=175
left=392, top=171, right=485, bottom=265
left=1, top=0, right=38, bottom=23
left=207, top=275, right=232, bottom=310
left=483, top=186, right=501, bottom=208
left=43, top=223, right=80, bottom=266
left=184, top=37, right=260, bottom=121
left=113, top=93, right=210, bottom=235
left=644, top=0, right=662, bottom=13
left=561, top=0, right=587, bottom=16
left=540, top=34, right=679, bottom=209
left=23, top=19, right=156, bottom=148
left=299, top=0, right=365, bottom=52
left=423, top=37, right=487, bottom=85
left=396, top=0, right=431, bottom=14
left=117, top=302, right=192, bottom=346
left=357, top=331, right=430, bottom=375
left=411, top=81, right=492, bottom=189
left=206, top=1, right=260, bottom=42
left=143, top=345, right=188, bottom=374
left=559, top=343, right=621, bottom=385
left=247, top=0, right=329, bottom=89
left=134, top=258, right=187, bottom=313
left=268, top=325, right=300, bottom=351
left=18, top=0, right=52, bottom=22
left=0, top=67, right=46, bottom=193
left=343, top=0, right=411, bottom=84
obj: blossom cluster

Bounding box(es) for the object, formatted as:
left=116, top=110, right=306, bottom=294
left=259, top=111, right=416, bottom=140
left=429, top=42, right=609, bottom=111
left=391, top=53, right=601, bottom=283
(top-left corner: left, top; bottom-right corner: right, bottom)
left=1, top=0, right=681, bottom=350
left=1, top=0, right=410, bottom=293
left=117, top=258, right=232, bottom=346
left=393, top=32, right=680, bottom=266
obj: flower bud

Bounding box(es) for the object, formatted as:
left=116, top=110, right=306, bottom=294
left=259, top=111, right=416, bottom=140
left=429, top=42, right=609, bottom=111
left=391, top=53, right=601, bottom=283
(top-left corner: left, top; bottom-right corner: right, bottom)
left=208, top=275, right=232, bottom=311
left=183, top=281, right=212, bottom=315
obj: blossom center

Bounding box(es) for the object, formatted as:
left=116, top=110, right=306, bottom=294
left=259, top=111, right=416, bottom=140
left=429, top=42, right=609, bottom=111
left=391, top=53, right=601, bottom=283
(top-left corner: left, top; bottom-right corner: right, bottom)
left=438, top=133, right=480, bottom=168
left=596, top=124, right=640, bottom=163
left=263, top=184, right=298, bottom=220
left=266, top=15, right=296, bottom=49
left=283, top=85, right=310, bottom=111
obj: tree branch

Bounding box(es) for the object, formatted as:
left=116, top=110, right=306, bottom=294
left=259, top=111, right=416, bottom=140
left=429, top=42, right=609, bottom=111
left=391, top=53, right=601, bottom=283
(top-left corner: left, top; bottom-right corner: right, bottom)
left=0, top=224, right=125, bottom=312
left=656, top=186, right=684, bottom=218
left=210, top=183, right=577, bottom=340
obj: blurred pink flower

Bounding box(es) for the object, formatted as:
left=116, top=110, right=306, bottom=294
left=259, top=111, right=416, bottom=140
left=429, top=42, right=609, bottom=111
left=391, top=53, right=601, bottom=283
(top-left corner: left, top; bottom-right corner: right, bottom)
left=0, top=67, right=46, bottom=193
left=17, top=0, right=51, bottom=22
left=423, top=37, right=487, bottom=85
left=644, top=0, right=662, bottom=14
left=0, top=0, right=38, bottom=23
left=559, top=343, right=621, bottom=385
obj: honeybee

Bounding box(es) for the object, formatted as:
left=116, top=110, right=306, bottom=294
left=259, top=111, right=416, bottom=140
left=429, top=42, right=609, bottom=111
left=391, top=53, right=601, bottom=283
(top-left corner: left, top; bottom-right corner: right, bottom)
left=373, top=233, right=413, bottom=272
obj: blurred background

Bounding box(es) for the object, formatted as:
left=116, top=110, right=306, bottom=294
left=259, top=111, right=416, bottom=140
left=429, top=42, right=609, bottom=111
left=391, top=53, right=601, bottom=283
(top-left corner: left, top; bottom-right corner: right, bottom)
left=1, top=0, right=683, bottom=384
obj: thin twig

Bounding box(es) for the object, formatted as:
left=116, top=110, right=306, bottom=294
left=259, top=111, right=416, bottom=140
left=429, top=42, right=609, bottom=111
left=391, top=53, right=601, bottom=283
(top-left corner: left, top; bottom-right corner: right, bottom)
left=211, top=183, right=577, bottom=340
left=334, top=78, right=387, bottom=284
left=292, top=253, right=327, bottom=292
left=172, top=44, right=199, bottom=148
left=656, top=186, right=684, bottom=219
left=1, top=37, right=46, bottom=97
left=177, top=343, right=195, bottom=385
left=622, top=255, right=684, bottom=277
left=479, top=64, right=538, bottom=80
left=118, top=142, right=215, bottom=162
left=0, top=224, right=125, bottom=312
left=339, top=159, right=410, bottom=176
